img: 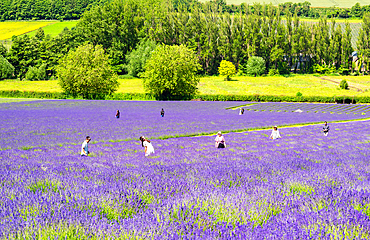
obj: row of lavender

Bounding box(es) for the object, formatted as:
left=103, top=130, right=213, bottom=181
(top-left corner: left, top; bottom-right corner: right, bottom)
left=0, top=100, right=369, bottom=149
left=243, top=102, right=370, bottom=115
left=1, top=119, right=370, bottom=238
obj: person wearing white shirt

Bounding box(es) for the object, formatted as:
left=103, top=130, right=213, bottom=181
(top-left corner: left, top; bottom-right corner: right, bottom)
left=140, top=136, right=155, bottom=156
left=81, top=136, right=91, bottom=156
left=215, top=131, right=226, bottom=148
left=270, top=126, right=281, bottom=140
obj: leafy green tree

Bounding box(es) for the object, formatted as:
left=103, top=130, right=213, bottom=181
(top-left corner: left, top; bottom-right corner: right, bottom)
left=124, top=39, right=157, bottom=77
left=340, top=79, right=349, bottom=90
left=0, top=43, right=7, bottom=57
left=0, top=55, right=14, bottom=79
left=56, top=43, right=119, bottom=99
left=38, top=27, right=85, bottom=76
left=143, top=44, right=201, bottom=100
left=358, top=13, right=370, bottom=73
left=35, top=27, right=45, bottom=41
left=342, top=21, right=353, bottom=69
left=218, top=60, right=235, bottom=80
left=245, top=56, right=266, bottom=77
left=25, top=63, right=47, bottom=80
left=77, top=0, right=146, bottom=73
left=8, top=35, right=40, bottom=78
left=329, top=20, right=342, bottom=69
left=351, top=3, right=363, bottom=18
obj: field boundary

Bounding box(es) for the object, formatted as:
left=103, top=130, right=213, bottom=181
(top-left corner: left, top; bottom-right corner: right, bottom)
left=2, top=90, right=370, bottom=103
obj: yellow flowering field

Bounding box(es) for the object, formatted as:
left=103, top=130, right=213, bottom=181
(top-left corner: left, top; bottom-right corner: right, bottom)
left=0, top=21, right=57, bottom=40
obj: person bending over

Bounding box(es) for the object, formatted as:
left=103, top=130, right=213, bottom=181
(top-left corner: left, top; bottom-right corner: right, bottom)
left=81, top=136, right=91, bottom=157
left=140, top=136, right=155, bottom=156
left=215, top=131, right=226, bottom=148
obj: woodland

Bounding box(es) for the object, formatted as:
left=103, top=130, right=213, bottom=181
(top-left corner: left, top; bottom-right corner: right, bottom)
left=0, top=0, right=370, bottom=79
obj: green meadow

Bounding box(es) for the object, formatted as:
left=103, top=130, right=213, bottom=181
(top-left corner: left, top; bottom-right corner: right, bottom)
left=26, top=21, right=78, bottom=38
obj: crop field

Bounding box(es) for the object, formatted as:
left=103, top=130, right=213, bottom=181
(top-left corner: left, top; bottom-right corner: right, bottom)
left=296, top=20, right=362, bottom=48
left=1, top=100, right=370, bottom=238
left=216, top=0, right=364, bottom=8
left=0, top=21, right=57, bottom=40
left=27, top=21, right=78, bottom=38
left=2, top=75, right=370, bottom=97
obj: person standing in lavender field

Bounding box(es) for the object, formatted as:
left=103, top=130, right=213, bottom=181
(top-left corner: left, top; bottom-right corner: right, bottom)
left=323, top=121, right=330, bottom=136
left=239, top=108, right=244, bottom=115
left=140, top=136, right=155, bottom=156
left=215, top=131, right=226, bottom=148
left=270, top=126, right=281, bottom=139
left=161, top=108, right=165, bottom=117
left=115, top=110, right=120, bottom=118
left=81, top=136, right=91, bottom=157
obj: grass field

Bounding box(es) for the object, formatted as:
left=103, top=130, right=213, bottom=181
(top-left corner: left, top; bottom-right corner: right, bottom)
left=27, top=21, right=78, bottom=38
left=1, top=75, right=370, bottom=98
left=213, top=0, right=365, bottom=8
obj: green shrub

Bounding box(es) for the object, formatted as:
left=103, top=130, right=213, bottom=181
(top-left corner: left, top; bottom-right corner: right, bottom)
left=56, top=43, right=119, bottom=99
left=124, top=39, right=157, bottom=77
left=0, top=55, right=14, bottom=79
left=313, top=64, right=336, bottom=74
left=24, top=64, right=47, bottom=81
left=340, top=79, right=349, bottom=90
left=218, top=60, right=236, bottom=80
left=245, top=56, right=266, bottom=77
left=278, top=62, right=290, bottom=75
left=143, top=44, right=201, bottom=100
left=268, top=68, right=279, bottom=76
left=296, top=92, right=303, bottom=97
left=338, top=67, right=350, bottom=75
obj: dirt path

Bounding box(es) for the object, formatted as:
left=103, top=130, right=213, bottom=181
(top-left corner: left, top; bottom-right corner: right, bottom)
left=314, top=76, right=364, bottom=92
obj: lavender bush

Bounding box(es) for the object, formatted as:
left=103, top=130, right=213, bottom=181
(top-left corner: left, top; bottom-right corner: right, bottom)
left=0, top=100, right=370, bottom=239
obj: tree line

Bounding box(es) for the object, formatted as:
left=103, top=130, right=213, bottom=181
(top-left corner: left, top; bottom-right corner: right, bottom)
left=0, top=0, right=108, bottom=21
left=1, top=0, right=370, bottom=21
left=1, top=0, right=370, bottom=81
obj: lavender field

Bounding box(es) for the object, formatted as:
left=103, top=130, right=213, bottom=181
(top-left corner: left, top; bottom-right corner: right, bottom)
left=1, top=100, right=370, bottom=239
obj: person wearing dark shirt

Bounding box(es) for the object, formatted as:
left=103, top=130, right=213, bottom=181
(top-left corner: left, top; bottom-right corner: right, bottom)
left=161, top=108, right=165, bottom=117
left=115, top=110, right=120, bottom=119
left=323, top=121, right=330, bottom=136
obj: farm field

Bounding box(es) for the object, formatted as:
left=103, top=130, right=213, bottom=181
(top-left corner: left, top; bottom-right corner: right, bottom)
left=0, top=100, right=370, bottom=238
left=26, top=21, right=78, bottom=38
left=0, top=21, right=57, bottom=40
left=213, top=0, right=365, bottom=8
left=1, top=75, right=370, bottom=97
left=0, top=21, right=78, bottom=49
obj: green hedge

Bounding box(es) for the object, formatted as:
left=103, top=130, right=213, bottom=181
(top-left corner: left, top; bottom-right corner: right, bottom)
left=196, top=94, right=336, bottom=103
left=1, top=90, right=369, bottom=103
left=0, top=90, right=66, bottom=99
